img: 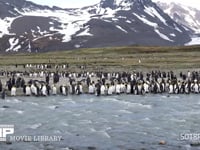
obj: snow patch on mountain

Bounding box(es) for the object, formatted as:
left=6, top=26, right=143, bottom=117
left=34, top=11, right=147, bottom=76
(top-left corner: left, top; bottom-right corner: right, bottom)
left=157, top=2, right=200, bottom=34
left=116, top=25, right=128, bottom=33
left=115, top=0, right=133, bottom=10
left=133, top=13, right=158, bottom=28
left=155, top=29, right=173, bottom=42
left=0, top=17, right=16, bottom=38
left=76, top=28, right=93, bottom=36
left=20, top=9, right=91, bottom=42
left=133, top=12, right=173, bottom=41
left=170, top=33, right=176, bottom=37
left=6, top=38, right=21, bottom=52
left=126, top=20, right=132, bottom=23
left=186, top=36, right=200, bottom=45
left=144, top=6, right=166, bottom=25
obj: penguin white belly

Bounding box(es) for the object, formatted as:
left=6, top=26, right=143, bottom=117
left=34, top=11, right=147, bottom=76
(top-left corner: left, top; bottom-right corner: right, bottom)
left=31, top=85, right=37, bottom=95
left=169, top=85, right=174, bottom=94
left=144, top=84, right=149, bottom=93
left=138, top=85, right=142, bottom=94
left=42, top=86, right=47, bottom=96
left=88, top=85, right=94, bottom=94
left=26, top=87, right=31, bottom=96
left=116, top=85, right=121, bottom=94
left=174, top=85, right=178, bottom=94
left=126, top=84, right=131, bottom=94
left=101, top=86, right=105, bottom=95
left=194, top=84, right=199, bottom=93
left=62, top=86, right=66, bottom=95
left=120, top=84, right=125, bottom=93
left=11, top=87, right=16, bottom=96
left=52, top=86, right=57, bottom=95
left=108, top=87, right=113, bottom=95
left=80, top=85, right=83, bottom=93
left=185, top=84, right=189, bottom=94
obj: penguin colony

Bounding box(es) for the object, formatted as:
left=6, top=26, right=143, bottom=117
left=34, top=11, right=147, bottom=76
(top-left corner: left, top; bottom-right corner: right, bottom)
left=1, top=70, right=200, bottom=98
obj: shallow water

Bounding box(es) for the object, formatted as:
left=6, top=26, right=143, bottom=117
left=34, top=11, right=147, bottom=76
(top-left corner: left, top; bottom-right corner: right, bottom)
left=0, top=94, right=200, bottom=150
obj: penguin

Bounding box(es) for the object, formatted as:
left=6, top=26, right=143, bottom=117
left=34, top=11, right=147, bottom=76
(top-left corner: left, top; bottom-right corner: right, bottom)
left=116, top=83, right=121, bottom=95
left=178, top=81, right=182, bottom=94
left=79, top=83, right=83, bottom=94
left=31, top=84, right=37, bottom=96
left=185, top=82, right=190, bottom=94
left=126, top=83, right=131, bottom=94
left=100, top=84, right=106, bottom=95
left=95, top=82, right=101, bottom=96
left=173, top=83, right=179, bottom=94
left=0, top=80, right=2, bottom=92
left=137, top=82, right=144, bottom=95
left=47, top=84, right=51, bottom=96
left=169, top=84, right=174, bottom=94
left=88, top=83, right=95, bottom=94
left=52, top=85, right=57, bottom=95
left=11, top=86, right=16, bottom=96
left=65, top=86, right=68, bottom=96
left=75, top=84, right=81, bottom=95
left=152, top=82, right=158, bottom=94
left=25, top=85, right=31, bottom=96
left=108, top=84, right=113, bottom=95
left=120, top=83, right=126, bottom=93
left=1, top=89, right=6, bottom=99
left=41, top=84, right=47, bottom=96
left=156, top=82, right=161, bottom=93
left=193, top=80, right=199, bottom=94
left=71, top=84, right=75, bottom=95
left=61, top=85, right=66, bottom=95
left=143, top=82, right=149, bottom=93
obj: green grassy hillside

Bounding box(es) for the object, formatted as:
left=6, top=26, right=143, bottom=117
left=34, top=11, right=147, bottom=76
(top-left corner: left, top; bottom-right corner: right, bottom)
left=0, top=45, right=200, bottom=71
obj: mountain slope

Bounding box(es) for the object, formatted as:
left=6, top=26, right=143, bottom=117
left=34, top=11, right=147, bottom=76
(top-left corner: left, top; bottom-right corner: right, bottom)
left=157, top=2, right=200, bottom=34
left=0, top=0, right=191, bottom=53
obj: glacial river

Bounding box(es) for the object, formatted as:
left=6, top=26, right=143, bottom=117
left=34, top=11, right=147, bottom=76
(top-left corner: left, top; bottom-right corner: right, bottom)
left=0, top=94, right=200, bottom=150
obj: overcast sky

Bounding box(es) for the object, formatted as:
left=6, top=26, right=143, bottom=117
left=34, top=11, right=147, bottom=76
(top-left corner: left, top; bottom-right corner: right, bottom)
left=28, top=0, right=200, bottom=10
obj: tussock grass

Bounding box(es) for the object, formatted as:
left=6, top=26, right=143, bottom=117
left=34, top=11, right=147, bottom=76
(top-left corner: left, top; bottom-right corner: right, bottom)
left=0, top=45, right=200, bottom=71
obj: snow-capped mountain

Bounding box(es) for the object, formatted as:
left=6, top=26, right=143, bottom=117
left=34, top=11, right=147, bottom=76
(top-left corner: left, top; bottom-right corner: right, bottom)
left=0, top=0, right=191, bottom=53
left=157, top=2, right=200, bottom=34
